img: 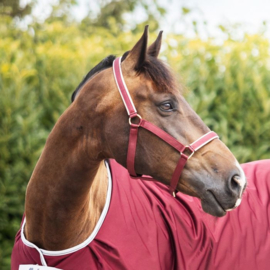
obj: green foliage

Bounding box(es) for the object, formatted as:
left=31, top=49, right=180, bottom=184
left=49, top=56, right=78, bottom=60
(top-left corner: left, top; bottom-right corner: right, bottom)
left=0, top=18, right=269, bottom=269
left=166, top=34, right=270, bottom=162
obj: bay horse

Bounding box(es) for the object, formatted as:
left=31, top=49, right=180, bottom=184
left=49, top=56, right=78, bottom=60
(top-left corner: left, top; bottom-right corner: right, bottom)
left=13, top=26, right=268, bottom=270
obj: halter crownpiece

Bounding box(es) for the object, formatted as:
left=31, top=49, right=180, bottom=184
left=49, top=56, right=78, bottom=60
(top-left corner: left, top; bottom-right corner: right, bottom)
left=113, top=56, right=219, bottom=196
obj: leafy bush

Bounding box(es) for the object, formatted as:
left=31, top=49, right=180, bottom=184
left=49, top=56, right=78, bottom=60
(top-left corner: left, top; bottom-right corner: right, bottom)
left=167, top=34, right=270, bottom=162
left=0, top=19, right=269, bottom=268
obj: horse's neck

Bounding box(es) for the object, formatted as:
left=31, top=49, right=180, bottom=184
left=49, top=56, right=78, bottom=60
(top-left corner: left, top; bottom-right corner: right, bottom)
left=24, top=106, right=108, bottom=250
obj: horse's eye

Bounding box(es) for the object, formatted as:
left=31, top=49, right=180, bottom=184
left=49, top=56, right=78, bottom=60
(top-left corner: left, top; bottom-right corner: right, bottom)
left=160, top=102, right=173, bottom=112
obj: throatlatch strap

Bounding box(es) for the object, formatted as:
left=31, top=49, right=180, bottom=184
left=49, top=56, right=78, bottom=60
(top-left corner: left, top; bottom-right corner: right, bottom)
left=127, top=126, right=139, bottom=176
left=112, top=56, right=219, bottom=196
left=170, top=155, right=188, bottom=194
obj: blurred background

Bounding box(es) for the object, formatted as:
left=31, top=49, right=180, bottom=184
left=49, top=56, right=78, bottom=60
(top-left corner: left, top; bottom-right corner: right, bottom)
left=0, top=0, right=270, bottom=268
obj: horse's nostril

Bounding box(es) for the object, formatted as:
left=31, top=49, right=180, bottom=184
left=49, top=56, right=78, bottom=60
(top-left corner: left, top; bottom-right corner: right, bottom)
left=231, top=175, right=241, bottom=190
left=228, top=173, right=246, bottom=202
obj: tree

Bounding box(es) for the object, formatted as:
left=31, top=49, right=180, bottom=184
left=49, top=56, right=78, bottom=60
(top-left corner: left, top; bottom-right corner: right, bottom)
left=0, top=0, right=33, bottom=18
left=80, top=0, right=167, bottom=33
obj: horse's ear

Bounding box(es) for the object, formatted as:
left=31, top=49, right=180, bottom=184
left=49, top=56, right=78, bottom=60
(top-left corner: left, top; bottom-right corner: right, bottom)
left=148, top=31, right=163, bottom=58
left=122, top=25, right=148, bottom=71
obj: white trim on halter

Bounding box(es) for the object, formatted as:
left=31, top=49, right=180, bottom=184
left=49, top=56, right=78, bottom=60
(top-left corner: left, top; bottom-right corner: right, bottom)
left=190, top=131, right=219, bottom=151
left=21, top=160, right=112, bottom=263
left=112, top=57, right=137, bottom=116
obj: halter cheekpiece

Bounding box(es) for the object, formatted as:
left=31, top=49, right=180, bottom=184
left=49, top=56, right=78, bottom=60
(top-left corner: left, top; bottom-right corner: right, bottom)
left=113, top=57, right=219, bottom=196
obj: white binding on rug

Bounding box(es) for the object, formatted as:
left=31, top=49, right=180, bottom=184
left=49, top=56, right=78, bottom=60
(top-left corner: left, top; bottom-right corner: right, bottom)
left=21, top=160, right=112, bottom=264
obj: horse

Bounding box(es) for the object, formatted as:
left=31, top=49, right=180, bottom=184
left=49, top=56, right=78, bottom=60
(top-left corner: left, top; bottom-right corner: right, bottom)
left=12, top=26, right=270, bottom=270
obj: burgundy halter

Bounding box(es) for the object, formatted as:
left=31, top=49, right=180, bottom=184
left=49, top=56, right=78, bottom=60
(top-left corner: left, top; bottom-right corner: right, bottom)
left=113, top=57, right=219, bottom=196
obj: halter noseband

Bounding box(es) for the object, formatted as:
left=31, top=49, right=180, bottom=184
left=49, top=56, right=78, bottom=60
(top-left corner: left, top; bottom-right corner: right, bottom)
left=113, top=57, right=218, bottom=196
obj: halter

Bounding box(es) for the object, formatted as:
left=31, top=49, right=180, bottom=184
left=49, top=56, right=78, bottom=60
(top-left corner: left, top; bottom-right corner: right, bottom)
left=113, top=57, right=219, bottom=196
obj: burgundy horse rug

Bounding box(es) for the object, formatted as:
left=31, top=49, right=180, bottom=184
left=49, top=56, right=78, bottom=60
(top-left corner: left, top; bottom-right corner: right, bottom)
left=11, top=159, right=270, bottom=270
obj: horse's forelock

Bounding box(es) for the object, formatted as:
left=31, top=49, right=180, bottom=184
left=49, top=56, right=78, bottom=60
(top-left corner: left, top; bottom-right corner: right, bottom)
left=137, top=56, right=179, bottom=93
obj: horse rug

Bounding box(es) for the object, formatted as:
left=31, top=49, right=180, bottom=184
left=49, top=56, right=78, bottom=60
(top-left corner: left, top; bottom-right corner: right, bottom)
left=11, top=159, right=270, bottom=270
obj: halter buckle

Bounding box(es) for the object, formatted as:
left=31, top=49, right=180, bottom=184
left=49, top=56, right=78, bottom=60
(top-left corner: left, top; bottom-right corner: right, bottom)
left=129, top=114, right=142, bottom=127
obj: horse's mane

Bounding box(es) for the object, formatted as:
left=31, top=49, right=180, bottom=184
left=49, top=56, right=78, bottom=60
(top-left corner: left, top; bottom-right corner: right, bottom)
left=71, top=55, right=116, bottom=102
left=71, top=53, right=177, bottom=102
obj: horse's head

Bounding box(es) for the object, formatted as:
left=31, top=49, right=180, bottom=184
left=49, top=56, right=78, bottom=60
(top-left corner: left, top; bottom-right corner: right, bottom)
left=73, top=26, right=246, bottom=217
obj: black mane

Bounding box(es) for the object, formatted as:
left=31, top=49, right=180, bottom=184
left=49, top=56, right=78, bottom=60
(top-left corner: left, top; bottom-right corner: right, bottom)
left=71, top=55, right=116, bottom=102
left=71, top=52, right=177, bottom=102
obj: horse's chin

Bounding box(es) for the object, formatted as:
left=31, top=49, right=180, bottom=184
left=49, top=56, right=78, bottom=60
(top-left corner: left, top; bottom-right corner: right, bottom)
left=200, top=192, right=227, bottom=217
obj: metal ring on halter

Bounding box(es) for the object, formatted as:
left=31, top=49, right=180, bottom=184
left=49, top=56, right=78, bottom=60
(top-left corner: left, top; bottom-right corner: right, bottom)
left=187, top=152, right=194, bottom=160
left=129, top=114, right=142, bottom=127
left=183, top=145, right=195, bottom=160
